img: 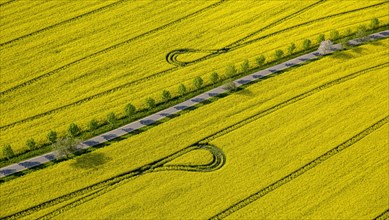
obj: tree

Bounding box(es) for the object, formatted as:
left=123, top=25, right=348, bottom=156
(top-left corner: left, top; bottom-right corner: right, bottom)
left=303, top=39, right=311, bottom=50
left=161, top=90, right=171, bottom=102
left=223, top=81, right=237, bottom=91
left=318, top=40, right=333, bottom=55
left=124, top=103, right=136, bottom=118
left=256, top=55, right=266, bottom=66
left=145, top=97, right=156, bottom=109
left=330, top=30, right=340, bottom=41
left=241, top=59, right=249, bottom=73
left=178, top=84, right=187, bottom=97
left=193, top=76, right=203, bottom=90
left=68, top=123, right=81, bottom=137
left=26, top=138, right=37, bottom=150
left=52, top=137, right=80, bottom=159
left=288, top=43, right=296, bottom=55
left=370, top=18, right=379, bottom=29
left=47, top=130, right=57, bottom=144
left=274, top=49, right=284, bottom=60
left=356, top=24, right=368, bottom=41
left=210, top=72, right=219, bottom=85
left=2, top=144, right=14, bottom=160
left=88, top=119, right=98, bottom=133
left=317, top=34, right=325, bottom=44
left=225, top=64, right=237, bottom=78
left=107, top=112, right=117, bottom=128
left=345, top=28, right=352, bottom=37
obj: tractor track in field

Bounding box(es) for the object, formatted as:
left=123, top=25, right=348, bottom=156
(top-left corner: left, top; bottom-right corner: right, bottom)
left=199, top=63, right=388, bottom=144
left=0, top=0, right=16, bottom=7
left=166, top=1, right=388, bottom=67
left=2, top=62, right=385, bottom=219
left=0, top=0, right=227, bottom=96
left=166, top=0, right=326, bottom=66
left=374, top=209, right=389, bottom=220
left=210, top=116, right=389, bottom=220
left=2, top=2, right=386, bottom=131
left=0, top=0, right=131, bottom=47
left=2, top=144, right=225, bottom=220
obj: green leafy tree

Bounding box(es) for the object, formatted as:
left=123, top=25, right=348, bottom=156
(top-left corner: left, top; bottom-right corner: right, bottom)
left=124, top=103, right=136, bottom=118
left=274, top=49, right=284, bottom=60
left=288, top=43, right=296, bottom=55
left=88, top=119, right=98, bottom=133
left=107, top=112, right=117, bottom=128
left=345, top=28, right=353, bottom=37
left=145, top=97, right=156, bottom=109
left=356, top=24, right=368, bottom=40
left=317, top=34, right=325, bottom=44
left=26, top=138, right=37, bottom=150
left=47, top=130, right=57, bottom=144
left=68, top=123, right=81, bottom=137
left=241, top=59, right=249, bottom=73
left=161, top=90, right=171, bottom=102
left=303, top=39, right=311, bottom=50
left=52, top=137, right=80, bottom=159
left=370, top=18, right=379, bottom=29
left=330, top=30, right=340, bottom=41
left=256, top=55, right=266, bottom=66
left=193, top=76, right=204, bottom=90
left=225, top=64, right=237, bottom=78
left=210, top=72, right=219, bottom=85
left=2, top=144, right=14, bottom=160
left=178, top=84, right=187, bottom=97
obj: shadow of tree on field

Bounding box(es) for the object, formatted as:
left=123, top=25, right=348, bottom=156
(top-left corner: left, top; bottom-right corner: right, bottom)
left=236, top=87, right=254, bottom=97
left=350, top=46, right=367, bottom=54
left=331, top=51, right=354, bottom=60
left=369, top=40, right=384, bottom=46
left=71, top=152, right=111, bottom=170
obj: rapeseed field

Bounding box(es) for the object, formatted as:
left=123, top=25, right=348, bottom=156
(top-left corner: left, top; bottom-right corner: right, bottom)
left=1, top=39, right=387, bottom=219
left=1, top=0, right=388, bottom=154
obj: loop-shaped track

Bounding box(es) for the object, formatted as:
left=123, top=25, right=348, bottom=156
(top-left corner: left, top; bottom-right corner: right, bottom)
left=2, top=144, right=225, bottom=220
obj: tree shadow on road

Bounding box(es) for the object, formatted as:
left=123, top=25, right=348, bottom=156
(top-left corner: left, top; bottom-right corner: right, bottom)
left=71, top=152, right=111, bottom=170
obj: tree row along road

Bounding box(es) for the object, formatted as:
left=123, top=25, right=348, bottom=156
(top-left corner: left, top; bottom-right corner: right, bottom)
left=0, top=30, right=388, bottom=178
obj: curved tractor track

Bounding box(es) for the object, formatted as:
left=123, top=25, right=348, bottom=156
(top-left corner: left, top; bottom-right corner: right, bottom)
left=2, top=144, right=226, bottom=220
left=0, top=0, right=227, bottom=96
left=166, top=1, right=388, bottom=67
left=2, top=61, right=386, bottom=218
left=2, top=1, right=387, bottom=131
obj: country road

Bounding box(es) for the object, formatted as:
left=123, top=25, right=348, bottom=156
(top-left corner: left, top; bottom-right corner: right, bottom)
left=1, top=30, right=387, bottom=178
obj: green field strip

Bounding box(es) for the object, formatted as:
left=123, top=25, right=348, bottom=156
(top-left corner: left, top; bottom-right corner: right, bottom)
left=0, top=0, right=130, bottom=47
left=209, top=116, right=389, bottom=219
left=0, top=0, right=226, bottom=96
